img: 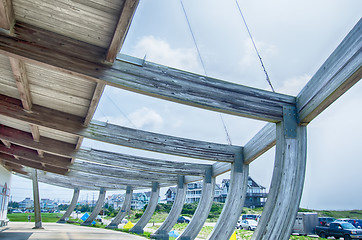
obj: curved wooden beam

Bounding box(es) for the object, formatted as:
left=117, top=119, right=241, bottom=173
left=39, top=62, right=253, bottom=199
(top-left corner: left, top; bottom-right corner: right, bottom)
left=251, top=120, right=307, bottom=239
left=151, top=176, right=187, bottom=239
left=0, top=95, right=240, bottom=162
left=57, top=188, right=80, bottom=223
left=177, top=169, right=215, bottom=240
left=106, top=186, right=133, bottom=229
left=81, top=188, right=106, bottom=226
left=130, top=182, right=160, bottom=234
left=207, top=154, right=249, bottom=240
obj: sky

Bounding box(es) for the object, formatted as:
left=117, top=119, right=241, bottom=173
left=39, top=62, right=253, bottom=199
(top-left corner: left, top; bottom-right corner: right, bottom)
left=10, top=0, right=362, bottom=210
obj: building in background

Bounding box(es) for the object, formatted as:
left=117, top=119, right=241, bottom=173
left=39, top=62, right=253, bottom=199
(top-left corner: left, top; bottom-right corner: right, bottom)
left=166, top=176, right=267, bottom=208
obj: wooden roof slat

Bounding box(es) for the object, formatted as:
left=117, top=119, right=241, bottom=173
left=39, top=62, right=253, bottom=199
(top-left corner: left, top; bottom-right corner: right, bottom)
left=0, top=95, right=240, bottom=162
left=0, top=22, right=296, bottom=122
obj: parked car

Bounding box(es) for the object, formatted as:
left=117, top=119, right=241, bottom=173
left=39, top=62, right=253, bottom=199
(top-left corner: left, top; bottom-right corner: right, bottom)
left=316, top=222, right=362, bottom=239
left=292, top=212, right=319, bottom=236
left=11, top=209, right=23, bottom=213
left=177, top=216, right=191, bottom=223
left=242, top=214, right=261, bottom=221
left=238, top=219, right=258, bottom=231
left=318, top=217, right=336, bottom=226
left=346, top=219, right=362, bottom=229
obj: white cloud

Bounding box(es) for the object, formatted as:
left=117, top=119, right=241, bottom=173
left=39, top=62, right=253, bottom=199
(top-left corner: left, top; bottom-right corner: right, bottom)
left=131, top=35, right=202, bottom=73
left=129, top=107, right=164, bottom=131
left=278, top=74, right=311, bottom=95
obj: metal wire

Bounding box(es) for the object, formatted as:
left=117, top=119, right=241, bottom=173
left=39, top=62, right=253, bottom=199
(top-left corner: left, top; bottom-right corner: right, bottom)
left=235, top=0, right=275, bottom=92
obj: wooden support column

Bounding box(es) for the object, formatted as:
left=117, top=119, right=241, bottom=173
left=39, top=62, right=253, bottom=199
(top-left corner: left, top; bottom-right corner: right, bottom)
left=81, top=188, right=106, bottom=226
left=106, top=186, right=133, bottom=229
left=0, top=0, right=14, bottom=33
left=130, top=182, right=160, bottom=234
left=151, top=176, right=187, bottom=240
left=207, top=153, right=249, bottom=240
left=31, top=168, right=43, bottom=229
left=177, top=168, right=215, bottom=240
left=251, top=107, right=307, bottom=240
left=57, top=188, right=80, bottom=223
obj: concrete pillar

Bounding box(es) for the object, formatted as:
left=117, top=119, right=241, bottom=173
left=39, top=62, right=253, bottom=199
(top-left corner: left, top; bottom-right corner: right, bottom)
left=57, top=188, right=80, bottom=223
left=177, top=168, right=215, bottom=240
left=251, top=109, right=307, bottom=240
left=151, top=176, right=187, bottom=240
left=106, top=186, right=133, bottom=229
left=31, top=169, right=43, bottom=229
left=130, top=182, right=160, bottom=234
left=207, top=152, right=249, bottom=240
left=81, top=188, right=106, bottom=226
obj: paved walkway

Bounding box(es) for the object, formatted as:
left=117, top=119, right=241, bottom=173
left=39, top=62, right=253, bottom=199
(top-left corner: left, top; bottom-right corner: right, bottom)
left=0, top=222, right=147, bottom=240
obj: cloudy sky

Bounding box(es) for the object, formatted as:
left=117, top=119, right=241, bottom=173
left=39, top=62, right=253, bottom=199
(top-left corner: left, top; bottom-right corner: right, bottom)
left=10, top=0, right=361, bottom=210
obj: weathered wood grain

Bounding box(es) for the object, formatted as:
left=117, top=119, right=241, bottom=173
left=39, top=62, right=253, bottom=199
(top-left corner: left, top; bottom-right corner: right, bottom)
left=130, top=183, right=160, bottom=234
left=152, top=176, right=187, bottom=239
left=207, top=156, right=249, bottom=240
left=213, top=123, right=276, bottom=175
left=178, top=176, right=216, bottom=240
left=251, top=123, right=307, bottom=240
left=67, top=170, right=171, bottom=188
left=105, top=0, right=139, bottom=63
left=77, top=148, right=211, bottom=176
left=0, top=95, right=240, bottom=162
left=71, top=160, right=179, bottom=183
left=0, top=23, right=296, bottom=122
left=0, top=152, right=69, bottom=175
left=0, top=124, right=212, bottom=175
left=0, top=143, right=71, bottom=168
left=297, top=19, right=362, bottom=124
left=81, top=188, right=106, bottom=226
left=107, top=186, right=133, bottom=228
left=9, top=57, right=32, bottom=110
left=1, top=139, right=11, bottom=148
left=57, top=189, right=80, bottom=223
left=31, top=169, right=42, bottom=228
left=0, top=124, right=77, bottom=157
left=0, top=0, right=14, bottom=32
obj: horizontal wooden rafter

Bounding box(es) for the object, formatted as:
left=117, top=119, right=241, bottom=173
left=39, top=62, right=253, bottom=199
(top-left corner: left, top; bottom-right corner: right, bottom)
left=0, top=95, right=240, bottom=162
left=0, top=143, right=71, bottom=168
left=0, top=124, right=77, bottom=157
left=77, top=148, right=210, bottom=176
left=297, top=18, right=362, bottom=124
left=71, top=160, right=178, bottom=184
left=0, top=22, right=296, bottom=122
left=0, top=153, right=68, bottom=175
left=0, top=124, right=211, bottom=175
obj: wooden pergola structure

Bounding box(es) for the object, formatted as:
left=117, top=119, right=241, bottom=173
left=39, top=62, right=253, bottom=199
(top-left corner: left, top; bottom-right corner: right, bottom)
left=0, top=1, right=361, bottom=239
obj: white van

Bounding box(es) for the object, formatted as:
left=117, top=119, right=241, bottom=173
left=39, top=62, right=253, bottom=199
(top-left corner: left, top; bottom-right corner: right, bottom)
left=292, top=212, right=319, bottom=236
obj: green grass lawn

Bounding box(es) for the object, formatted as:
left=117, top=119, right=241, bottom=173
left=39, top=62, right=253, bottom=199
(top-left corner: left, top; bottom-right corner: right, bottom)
left=7, top=212, right=63, bottom=222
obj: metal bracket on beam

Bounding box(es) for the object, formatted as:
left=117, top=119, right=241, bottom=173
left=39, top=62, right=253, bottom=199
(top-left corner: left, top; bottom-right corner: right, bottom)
left=152, top=182, right=159, bottom=192
left=117, top=53, right=145, bottom=67
left=126, top=186, right=132, bottom=194
left=205, top=166, right=213, bottom=183
left=178, top=175, right=185, bottom=189
left=234, top=149, right=244, bottom=173
left=283, top=106, right=298, bottom=139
